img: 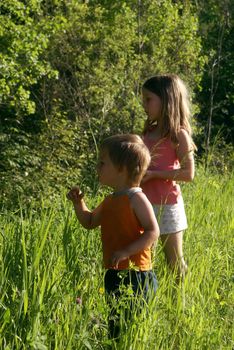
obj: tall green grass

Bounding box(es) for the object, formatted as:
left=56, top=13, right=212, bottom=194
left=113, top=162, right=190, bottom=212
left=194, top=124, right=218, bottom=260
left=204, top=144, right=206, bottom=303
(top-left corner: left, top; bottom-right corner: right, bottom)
left=0, top=167, right=233, bottom=349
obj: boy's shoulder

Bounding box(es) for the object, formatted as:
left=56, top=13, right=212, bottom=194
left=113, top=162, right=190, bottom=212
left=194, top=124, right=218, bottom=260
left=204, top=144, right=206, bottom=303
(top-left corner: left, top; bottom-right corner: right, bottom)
left=102, top=193, right=113, bottom=204
left=103, top=188, right=146, bottom=206
left=129, top=189, right=150, bottom=207
left=130, top=189, right=147, bottom=199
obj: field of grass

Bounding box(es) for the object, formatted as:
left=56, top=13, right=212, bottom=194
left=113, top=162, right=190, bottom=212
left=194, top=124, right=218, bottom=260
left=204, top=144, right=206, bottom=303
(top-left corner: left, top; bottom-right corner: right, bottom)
left=0, top=167, right=233, bottom=349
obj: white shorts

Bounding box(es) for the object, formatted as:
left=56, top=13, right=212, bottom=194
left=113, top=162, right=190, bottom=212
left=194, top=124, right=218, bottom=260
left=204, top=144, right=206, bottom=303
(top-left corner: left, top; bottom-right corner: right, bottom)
left=152, top=197, right=188, bottom=235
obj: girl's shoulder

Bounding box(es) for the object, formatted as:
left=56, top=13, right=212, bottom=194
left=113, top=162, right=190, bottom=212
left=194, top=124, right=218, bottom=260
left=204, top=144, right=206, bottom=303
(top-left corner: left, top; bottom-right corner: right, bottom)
left=178, top=128, right=189, bottom=135
left=177, top=129, right=194, bottom=149
left=176, top=129, right=195, bottom=156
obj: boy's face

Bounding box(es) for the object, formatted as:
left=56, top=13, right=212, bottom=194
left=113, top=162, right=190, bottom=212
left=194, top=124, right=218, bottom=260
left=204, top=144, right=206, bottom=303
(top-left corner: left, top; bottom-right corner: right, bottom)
left=96, top=150, right=123, bottom=189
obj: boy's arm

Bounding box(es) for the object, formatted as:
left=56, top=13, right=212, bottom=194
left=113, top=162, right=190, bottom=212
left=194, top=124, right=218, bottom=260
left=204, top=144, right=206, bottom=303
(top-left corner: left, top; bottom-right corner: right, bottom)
left=67, top=186, right=102, bottom=229
left=110, top=192, right=159, bottom=269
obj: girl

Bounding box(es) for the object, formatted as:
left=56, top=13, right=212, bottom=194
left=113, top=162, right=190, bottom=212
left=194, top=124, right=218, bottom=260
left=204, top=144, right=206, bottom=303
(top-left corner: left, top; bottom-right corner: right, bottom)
left=141, top=74, right=195, bottom=278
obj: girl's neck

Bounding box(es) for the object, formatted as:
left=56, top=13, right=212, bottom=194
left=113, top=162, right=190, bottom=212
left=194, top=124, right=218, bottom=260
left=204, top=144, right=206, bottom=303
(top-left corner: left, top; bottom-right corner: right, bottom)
left=147, top=124, right=163, bottom=140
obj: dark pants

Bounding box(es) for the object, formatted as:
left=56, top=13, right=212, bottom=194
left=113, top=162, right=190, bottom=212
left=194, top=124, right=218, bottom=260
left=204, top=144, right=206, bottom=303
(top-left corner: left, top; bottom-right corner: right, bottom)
left=104, top=269, right=158, bottom=339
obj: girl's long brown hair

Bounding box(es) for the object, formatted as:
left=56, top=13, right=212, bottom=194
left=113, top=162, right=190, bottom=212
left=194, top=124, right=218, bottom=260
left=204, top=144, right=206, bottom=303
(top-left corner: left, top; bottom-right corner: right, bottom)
left=142, top=74, right=195, bottom=148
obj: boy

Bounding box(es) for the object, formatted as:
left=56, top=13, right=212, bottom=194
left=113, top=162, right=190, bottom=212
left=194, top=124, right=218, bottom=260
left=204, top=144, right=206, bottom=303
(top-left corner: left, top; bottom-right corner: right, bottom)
left=67, top=134, right=159, bottom=339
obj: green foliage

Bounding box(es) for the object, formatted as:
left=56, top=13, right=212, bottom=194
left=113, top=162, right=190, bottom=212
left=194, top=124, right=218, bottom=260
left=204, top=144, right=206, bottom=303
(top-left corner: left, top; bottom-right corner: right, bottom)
left=1, top=0, right=205, bottom=208
left=0, top=0, right=58, bottom=115
left=194, top=0, right=234, bottom=146
left=197, top=130, right=234, bottom=173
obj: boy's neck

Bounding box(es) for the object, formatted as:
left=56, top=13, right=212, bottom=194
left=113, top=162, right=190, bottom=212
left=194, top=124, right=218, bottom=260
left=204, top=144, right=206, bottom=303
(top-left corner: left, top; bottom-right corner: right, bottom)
left=111, top=166, right=140, bottom=192
left=112, top=186, right=142, bottom=197
left=112, top=181, right=140, bottom=192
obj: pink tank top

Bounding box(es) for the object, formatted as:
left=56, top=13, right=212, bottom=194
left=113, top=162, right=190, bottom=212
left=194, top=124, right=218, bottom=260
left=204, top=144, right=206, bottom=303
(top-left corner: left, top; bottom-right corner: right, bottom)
left=142, top=134, right=181, bottom=205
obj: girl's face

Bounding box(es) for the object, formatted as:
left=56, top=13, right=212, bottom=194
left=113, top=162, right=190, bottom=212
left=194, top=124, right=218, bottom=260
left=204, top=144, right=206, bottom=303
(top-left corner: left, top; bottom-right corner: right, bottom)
left=142, top=88, right=162, bottom=123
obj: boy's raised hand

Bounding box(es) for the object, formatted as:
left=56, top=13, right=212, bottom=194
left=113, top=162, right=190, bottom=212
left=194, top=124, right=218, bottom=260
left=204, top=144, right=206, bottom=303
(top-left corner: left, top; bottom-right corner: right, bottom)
left=67, top=186, right=84, bottom=203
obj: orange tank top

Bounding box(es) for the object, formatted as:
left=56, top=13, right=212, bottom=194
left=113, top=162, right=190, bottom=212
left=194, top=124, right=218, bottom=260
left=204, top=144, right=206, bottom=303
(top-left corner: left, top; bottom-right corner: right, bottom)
left=100, top=189, right=152, bottom=271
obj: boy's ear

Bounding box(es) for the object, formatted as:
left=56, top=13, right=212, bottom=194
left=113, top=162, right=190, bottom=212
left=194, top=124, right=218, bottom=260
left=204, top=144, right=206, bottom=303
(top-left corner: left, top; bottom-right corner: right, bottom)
left=119, top=165, right=129, bottom=179
left=118, top=164, right=127, bottom=172
left=117, top=164, right=123, bottom=171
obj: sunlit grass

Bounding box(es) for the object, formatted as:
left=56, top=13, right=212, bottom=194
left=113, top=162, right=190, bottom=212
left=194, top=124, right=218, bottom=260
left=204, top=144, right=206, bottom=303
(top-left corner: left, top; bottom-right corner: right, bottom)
left=0, top=167, right=233, bottom=349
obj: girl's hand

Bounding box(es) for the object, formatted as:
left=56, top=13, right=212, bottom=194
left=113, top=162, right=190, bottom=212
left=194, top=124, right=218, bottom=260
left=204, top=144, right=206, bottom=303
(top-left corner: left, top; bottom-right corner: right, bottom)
left=67, top=186, right=84, bottom=203
left=110, top=250, right=129, bottom=269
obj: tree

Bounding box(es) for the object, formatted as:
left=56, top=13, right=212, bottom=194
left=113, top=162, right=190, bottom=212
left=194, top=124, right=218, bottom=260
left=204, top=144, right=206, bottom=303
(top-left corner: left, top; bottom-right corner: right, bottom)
left=193, top=0, right=234, bottom=163
left=0, top=0, right=204, bottom=209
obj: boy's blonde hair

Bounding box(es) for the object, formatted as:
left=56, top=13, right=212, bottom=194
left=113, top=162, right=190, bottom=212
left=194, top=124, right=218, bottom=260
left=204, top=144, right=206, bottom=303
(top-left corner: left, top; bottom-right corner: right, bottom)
left=100, top=134, right=151, bottom=183
left=143, top=74, right=194, bottom=146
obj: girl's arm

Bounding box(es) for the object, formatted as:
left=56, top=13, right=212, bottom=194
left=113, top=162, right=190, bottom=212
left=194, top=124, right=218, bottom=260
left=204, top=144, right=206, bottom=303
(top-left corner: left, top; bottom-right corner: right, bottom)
left=110, top=192, right=159, bottom=269
left=67, top=186, right=102, bottom=229
left=142, top=129, right=195, bottom=183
